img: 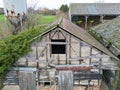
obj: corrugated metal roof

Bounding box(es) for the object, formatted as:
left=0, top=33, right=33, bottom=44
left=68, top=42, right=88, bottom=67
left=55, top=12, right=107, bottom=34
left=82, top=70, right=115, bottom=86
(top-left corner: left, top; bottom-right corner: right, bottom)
left=70, top=3, right=120, bottom=15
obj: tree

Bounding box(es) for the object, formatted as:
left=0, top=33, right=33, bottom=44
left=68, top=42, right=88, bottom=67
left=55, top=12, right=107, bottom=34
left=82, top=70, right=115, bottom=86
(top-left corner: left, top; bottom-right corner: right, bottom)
left=60, top=4, right=69, bottom=13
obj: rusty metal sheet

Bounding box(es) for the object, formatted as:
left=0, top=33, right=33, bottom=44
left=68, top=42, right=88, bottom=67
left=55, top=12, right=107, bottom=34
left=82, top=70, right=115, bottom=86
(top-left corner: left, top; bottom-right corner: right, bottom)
left=3, top=0, right=27, bottom=28
left=56, top=65, right=93, bottom=71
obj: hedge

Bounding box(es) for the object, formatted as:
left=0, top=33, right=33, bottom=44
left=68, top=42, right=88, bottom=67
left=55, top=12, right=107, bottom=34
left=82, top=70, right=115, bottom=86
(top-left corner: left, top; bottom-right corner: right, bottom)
left=0, top=26, right=47, bottom=74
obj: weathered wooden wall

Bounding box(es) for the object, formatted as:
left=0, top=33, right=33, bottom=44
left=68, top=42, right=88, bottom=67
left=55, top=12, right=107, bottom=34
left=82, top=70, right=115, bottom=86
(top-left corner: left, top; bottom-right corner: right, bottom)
left=19, top=71, right=36, bottom=90
left=58, top=71, right=73, bottom=90
left=36, top=28, right=108, bottom=66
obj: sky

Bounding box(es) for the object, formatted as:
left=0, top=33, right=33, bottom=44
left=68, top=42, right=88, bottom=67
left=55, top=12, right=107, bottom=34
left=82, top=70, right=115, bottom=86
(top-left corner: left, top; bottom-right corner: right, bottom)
left=0, top=0, right=120, bottom=9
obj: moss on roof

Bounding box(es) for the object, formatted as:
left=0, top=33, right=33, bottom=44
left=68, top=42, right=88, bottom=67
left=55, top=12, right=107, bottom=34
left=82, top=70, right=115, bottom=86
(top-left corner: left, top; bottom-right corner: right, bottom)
left=90, top=17, right=120, bottom=49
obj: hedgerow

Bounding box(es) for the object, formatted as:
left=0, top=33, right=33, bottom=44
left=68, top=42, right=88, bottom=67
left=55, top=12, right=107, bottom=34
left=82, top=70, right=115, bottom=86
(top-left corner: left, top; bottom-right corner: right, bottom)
left=0, top=26, right=46, bottom=74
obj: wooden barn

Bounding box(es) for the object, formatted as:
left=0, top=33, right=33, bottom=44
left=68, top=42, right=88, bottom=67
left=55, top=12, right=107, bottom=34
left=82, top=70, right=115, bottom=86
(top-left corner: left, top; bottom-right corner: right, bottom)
left=3, top=17, right=118, bottom=90
left=69, top=3, right=120, bottom=29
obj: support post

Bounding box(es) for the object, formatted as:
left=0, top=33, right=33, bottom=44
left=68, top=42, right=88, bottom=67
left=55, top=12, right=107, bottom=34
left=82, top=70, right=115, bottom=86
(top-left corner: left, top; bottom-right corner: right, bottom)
left=79, top=40, right=82, bottom=64
left=89, top=47, right=92, bottom=64
left=65, top=33, right=68, bottom=64
left=58, top=30, right=60, bottom=64
left=46, top=36, right=48, bottom=62
left=100, top=15, right=104, bottom=23
left=49, top=31, right=52, bottom=58
left=85, top=16, right=88, bottom=30
left=69, top=35, right=71, bottom=64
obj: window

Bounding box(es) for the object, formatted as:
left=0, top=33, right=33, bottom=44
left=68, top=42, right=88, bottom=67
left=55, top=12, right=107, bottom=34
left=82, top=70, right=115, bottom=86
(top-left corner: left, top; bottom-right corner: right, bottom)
left=51, top=39, right=66, bottom=54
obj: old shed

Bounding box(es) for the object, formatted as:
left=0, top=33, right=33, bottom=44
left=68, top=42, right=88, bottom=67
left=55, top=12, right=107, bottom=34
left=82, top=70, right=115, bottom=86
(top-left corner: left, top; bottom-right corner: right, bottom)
left=3, top=17, right=119, bottom=90
left=25, top=17, right=118, bottom=88
left=69, top=3, right=120, bottom=29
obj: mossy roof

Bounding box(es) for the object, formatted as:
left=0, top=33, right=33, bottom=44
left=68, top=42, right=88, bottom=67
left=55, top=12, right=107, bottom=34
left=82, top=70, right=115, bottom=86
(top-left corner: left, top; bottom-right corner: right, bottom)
left=90, top=17, right=120, bottom=49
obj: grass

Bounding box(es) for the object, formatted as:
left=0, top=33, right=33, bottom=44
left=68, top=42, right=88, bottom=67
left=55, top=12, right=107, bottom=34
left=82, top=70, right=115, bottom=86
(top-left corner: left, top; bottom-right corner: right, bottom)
left=0, top=14, right=5, bottom=22
left=0, top=14, right=56, bottom=24
left=39, top=15, right=56, bottom=24
left=0, top=14, right=56, bottom=38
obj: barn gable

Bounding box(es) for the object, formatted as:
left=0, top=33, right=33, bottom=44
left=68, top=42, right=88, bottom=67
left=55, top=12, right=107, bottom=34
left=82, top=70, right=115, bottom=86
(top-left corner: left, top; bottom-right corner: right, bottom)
left=4, top=17, right=119, bottom=89
left=25, top=17, right=117, bottom=72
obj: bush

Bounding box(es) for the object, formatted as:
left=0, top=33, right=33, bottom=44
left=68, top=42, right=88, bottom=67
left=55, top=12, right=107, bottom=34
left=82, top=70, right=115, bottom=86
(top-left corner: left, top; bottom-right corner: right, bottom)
left=0, top=26, right=46, bottom=74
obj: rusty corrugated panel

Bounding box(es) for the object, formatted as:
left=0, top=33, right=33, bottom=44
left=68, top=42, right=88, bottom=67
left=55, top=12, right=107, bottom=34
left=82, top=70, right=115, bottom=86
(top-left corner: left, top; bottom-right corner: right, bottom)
left=56, top=65, right=93, bottom=71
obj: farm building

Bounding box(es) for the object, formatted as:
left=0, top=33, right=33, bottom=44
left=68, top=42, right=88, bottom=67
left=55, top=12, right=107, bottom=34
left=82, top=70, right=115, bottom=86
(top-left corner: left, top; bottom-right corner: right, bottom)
left=90, top=17, right=120, bottom=59
left=2, top=18, right=119, bottom=90
left=69, top=3, right=120, bottom=29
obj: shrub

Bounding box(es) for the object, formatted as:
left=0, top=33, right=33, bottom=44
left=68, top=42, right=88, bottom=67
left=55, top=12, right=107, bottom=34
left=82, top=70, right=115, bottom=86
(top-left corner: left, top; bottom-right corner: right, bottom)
left=0, top=26, right=46, bottom=74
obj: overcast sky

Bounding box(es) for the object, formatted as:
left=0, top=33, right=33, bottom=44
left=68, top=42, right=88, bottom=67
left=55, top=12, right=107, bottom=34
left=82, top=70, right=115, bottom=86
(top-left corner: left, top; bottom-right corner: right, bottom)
left=0, top=0, right=120, bottom=9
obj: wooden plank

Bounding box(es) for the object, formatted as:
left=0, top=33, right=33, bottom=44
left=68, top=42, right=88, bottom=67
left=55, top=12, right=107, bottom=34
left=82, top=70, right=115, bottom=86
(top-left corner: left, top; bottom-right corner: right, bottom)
left=69, top=35, right=71, bottom=64
left=47, top=42, right=69, bottom=45
left=74, top=73, right=102, bottom=80
left=58, top=71, right=73, bottom=90
left=89, top=47, right=92, bottom=64
left=68, top=55, right=110, bottom=61
left=19, top=71, right=36, bottom=90
left=79, top=40, right=82, bottom=64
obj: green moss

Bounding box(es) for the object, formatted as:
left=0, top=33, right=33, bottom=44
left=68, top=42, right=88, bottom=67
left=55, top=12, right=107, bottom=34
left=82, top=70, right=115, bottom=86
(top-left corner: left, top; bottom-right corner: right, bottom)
left=90, top=17, right=120, bottom=89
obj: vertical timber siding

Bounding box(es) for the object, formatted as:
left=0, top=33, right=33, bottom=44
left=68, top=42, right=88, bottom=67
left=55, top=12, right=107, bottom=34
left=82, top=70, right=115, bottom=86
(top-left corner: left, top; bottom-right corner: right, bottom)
left=58, top=71, right=73, bottom=90
left=19, top=71, right=36, bottom=90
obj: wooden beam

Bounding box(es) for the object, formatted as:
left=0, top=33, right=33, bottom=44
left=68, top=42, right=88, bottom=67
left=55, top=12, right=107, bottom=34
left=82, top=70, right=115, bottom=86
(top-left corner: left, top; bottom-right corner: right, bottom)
left=59, top=30, right=66, bottom=39
left=49, top=31, right=52, bottom=57
left=85, top=16, right=88, bottom=30
left=79, top=40, right=82, bottom=64
left=58, top=30, right=60, bottom=64
left=68, top=55, right=110, bottom=61
left=89, top=47, right=92, bottom=64
left=74, top=73, right=102, bottom=80
left=69, top=35, right=71, bottom=64
left=46, top=36, right=48, bottom=62
left=65, top=32, right=68, bottom=64
left=41, top=42, right=69, bottom=45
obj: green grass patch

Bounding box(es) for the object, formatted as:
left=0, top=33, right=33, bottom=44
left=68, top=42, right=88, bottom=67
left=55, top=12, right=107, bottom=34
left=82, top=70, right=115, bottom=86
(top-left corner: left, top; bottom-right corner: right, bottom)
left=0, top=14, right=56, bottom=24
left=40, top=15, right=56, bottom=24
left=0, top=14, right=5, bottom=22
